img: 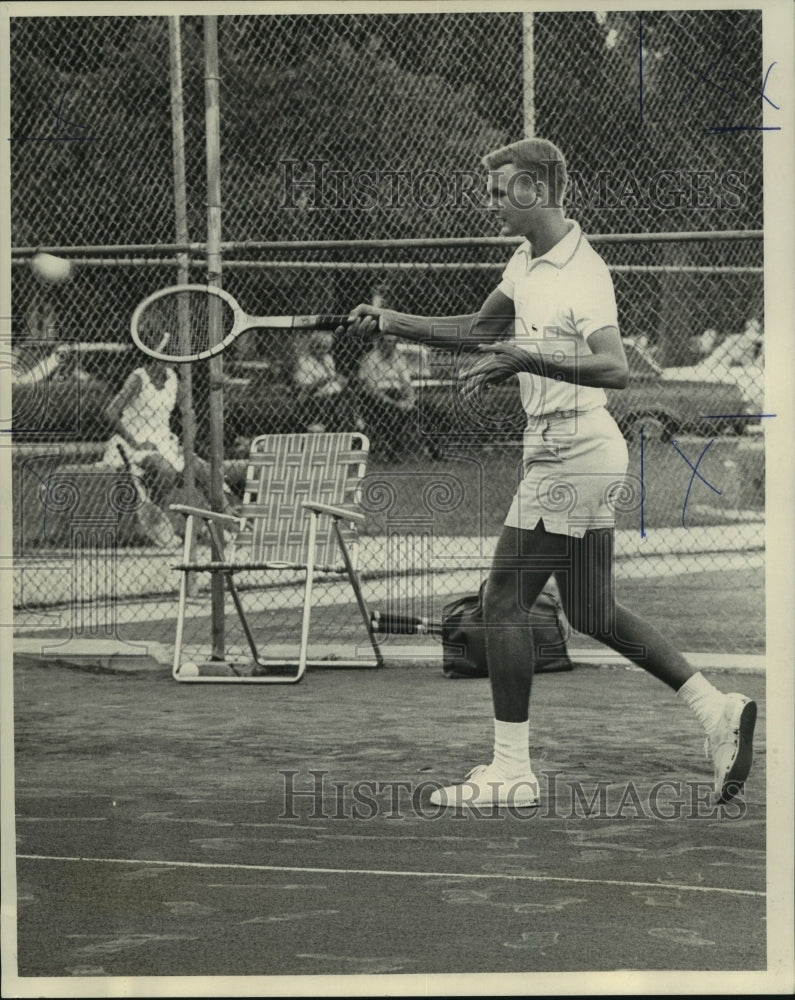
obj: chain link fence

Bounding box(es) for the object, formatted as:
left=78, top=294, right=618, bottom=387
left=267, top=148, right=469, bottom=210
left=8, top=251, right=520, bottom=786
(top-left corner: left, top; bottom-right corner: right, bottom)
left=10, top=10, right=766, bottom=659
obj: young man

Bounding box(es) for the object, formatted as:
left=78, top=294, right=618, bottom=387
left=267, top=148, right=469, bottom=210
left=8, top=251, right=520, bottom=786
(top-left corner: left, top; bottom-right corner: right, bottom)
left=347, top=137, right=756, bottom=809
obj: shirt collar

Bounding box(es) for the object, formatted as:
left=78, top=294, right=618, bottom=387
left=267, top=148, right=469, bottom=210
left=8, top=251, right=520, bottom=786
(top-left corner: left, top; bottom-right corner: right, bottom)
left=518, top=220, right=582, bottom=271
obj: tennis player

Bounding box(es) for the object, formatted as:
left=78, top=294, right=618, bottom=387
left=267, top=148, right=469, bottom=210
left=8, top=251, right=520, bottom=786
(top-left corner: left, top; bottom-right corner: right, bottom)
left=347, top=138, right=756, bottom=809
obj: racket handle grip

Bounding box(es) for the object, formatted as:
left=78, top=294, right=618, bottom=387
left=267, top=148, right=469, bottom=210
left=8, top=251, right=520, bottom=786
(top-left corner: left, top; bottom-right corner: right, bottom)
left=116, top=442, right=132, bottom=471
left=293, top=314, right=352, bottom=330
left=370, top=611, right=440, bottom=636
left=314, top=314, right=352, bottom=329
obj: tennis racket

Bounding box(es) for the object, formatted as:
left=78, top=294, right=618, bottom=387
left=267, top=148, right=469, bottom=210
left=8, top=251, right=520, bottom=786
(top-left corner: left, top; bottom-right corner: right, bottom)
left=116, top=442, right=178, bottom=547
left=131, top=284, right=351, bottom=363
left=370, top=610, right=442, bottom=636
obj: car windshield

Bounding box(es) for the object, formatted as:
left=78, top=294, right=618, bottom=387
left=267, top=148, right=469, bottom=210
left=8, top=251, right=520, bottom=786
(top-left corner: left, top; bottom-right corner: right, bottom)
left=705, top=327, right=762, bottom=367
left=625, top=341, right=663, bottom=377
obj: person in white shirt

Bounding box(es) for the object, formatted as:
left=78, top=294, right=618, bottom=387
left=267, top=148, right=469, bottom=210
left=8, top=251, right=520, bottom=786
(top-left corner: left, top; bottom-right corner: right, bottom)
left=104, top=359, right=216, bottom=506
left=346, top=137, right=756, bottom=810
left=293, top=331, right=349, bottom=432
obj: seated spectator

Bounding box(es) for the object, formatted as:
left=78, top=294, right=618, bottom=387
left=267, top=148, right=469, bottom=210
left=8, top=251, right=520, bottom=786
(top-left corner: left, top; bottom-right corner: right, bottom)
left=103, top=359, right=219, bottom=507
left=399, top=341, right=433, bottom=381
left=708, top=317, right=762, bottom=369
left=357, top=334, right=420, bottom=459
left=11, top=343, right=93, bottom=387
left=293, top=331, right=351, bottom=431
left=686, top=327, right=718, bottom=363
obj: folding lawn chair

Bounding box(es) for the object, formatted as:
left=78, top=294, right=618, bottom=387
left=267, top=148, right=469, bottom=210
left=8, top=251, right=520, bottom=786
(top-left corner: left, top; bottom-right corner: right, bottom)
left=169, top=431, right=384, bottom=683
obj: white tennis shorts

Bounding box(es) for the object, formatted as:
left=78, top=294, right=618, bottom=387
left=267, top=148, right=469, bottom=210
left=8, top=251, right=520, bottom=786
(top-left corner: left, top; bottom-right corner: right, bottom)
left=505, top=406, right=629, bottom=538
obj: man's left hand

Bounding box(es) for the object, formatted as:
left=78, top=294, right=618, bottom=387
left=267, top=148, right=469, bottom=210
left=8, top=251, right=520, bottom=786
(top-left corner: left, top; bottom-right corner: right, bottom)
left=458, top=343, right=536, bottom=401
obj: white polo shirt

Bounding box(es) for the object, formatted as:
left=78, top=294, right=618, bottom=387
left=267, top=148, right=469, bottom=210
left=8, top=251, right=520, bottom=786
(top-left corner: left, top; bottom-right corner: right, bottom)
left=497, top=220, right=617, bottom=417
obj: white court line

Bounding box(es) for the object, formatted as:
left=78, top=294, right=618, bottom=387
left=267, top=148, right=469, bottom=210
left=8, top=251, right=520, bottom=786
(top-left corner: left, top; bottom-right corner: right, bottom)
left=17, top=853, right=765, bottom=898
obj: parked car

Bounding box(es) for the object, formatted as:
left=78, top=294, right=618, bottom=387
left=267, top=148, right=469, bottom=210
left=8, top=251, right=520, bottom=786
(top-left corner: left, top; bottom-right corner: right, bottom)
left=660, top=321, right=764, bottom=416
left=12, top=338, right=756, bottom=457
left=221, top=360, right=304, bottom=452
left=408, top=340, right=756, bottom=450
left=223, top=339, right=757, bottom=453
left=606, top=340, right=756, bottom=442
left=11, top=343, right=302, bottom=457
left=11, top=342, right=136, bottom=444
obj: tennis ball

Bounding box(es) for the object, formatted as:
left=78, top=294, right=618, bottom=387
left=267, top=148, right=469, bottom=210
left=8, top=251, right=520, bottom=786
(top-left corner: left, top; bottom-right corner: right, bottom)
left=31, top=252, right=73, bottom=284
left=179, top=661, right=200, bottom=677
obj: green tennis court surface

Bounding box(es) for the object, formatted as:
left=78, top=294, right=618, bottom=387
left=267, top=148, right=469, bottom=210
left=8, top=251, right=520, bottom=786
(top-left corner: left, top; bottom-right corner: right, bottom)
left=12, top=654, right=766, bottom=984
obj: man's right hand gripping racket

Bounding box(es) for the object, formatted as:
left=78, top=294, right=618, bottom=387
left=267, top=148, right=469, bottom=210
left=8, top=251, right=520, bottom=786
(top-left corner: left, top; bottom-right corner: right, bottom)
left=131, top=284, right=352, bottom=363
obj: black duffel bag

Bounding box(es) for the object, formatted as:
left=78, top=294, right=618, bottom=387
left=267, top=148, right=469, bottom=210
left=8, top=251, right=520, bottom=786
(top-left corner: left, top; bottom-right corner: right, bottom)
left=442, top=579, right=572, bottom=678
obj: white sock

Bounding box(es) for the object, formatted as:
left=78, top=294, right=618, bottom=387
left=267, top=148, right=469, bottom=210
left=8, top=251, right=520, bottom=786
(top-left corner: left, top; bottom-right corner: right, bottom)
left=492, top=719, right=532, bottom=777
left=677, top=672, right=725, bottom=734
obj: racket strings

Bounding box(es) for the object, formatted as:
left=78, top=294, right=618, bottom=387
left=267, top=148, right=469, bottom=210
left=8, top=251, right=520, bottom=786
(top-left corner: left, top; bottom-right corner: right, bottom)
left=135, top=290, right=236, bottom=360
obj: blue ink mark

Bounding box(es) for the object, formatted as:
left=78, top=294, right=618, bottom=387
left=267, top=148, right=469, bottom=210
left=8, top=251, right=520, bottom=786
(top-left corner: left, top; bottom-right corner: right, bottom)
left=705, top=126, right=781, bottom=134
left=676, top=51, right=736, bottom=105
left=9, top=86, right=100, bottom=143
left=673, top=54, right=780, bottom=134
left=670, top=438, right=722, bottom=531
left=639, top=424, right=646, bottom=539
left=721, top=62, right=780, bottom=110
left=638, top=14, right=644, bottom=126
left=761, top=61, right=780, bottom=104
left=702, top=60, right=780, bottom=135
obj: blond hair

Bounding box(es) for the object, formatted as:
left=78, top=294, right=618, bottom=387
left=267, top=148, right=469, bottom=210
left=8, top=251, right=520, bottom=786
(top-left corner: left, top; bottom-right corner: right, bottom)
left=482, top=138, right=568, bottom=207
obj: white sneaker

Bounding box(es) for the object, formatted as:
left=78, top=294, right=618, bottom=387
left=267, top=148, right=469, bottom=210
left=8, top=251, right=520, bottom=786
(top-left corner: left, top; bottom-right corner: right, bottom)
left=705, top=693, right=757, bottom=804
left=429, top=763, right=540, bottom=809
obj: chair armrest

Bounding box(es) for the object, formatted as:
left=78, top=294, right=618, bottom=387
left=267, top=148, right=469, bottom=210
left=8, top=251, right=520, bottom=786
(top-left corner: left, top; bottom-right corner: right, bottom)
left=302, top=500, right=365, bottom=524
left=169, top=503, right=244, bottom=528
